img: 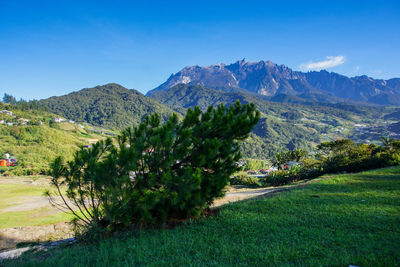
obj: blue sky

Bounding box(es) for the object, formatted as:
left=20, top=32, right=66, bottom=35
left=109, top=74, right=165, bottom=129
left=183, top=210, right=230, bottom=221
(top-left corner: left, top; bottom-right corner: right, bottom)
left=1, top=0, right=399, bottom=100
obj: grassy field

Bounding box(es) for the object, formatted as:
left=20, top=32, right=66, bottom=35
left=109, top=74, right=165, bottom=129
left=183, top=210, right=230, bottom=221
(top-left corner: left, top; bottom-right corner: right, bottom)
left=0, top=177, right=73, bottom=229
left=4, top=166, right=399, bottom=266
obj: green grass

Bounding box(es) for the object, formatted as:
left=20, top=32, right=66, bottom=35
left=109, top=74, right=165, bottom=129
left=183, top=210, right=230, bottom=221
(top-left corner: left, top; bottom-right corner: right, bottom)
left=5, top=166, right=400, bottom=266
left=0, top=209, right=73, bottom=229
left=0, top=177, right=73, bottom=228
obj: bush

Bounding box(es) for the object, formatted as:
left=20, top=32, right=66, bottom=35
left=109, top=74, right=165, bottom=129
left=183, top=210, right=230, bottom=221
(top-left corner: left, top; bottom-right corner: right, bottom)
left=261, top=164, right=323, bottom=186
left=243, top=159, right=265, bottom=171
left=271, top=149, right=306, bottom=170
left=47, top=101, right=260, bottom=234
left=230, top=172, right=261, bottom=187
left=318, top=139, right=400, bottom=174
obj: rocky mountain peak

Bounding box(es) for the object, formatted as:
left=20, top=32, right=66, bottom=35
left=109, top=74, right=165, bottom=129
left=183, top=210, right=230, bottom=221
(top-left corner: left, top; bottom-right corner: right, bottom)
left=148, top=59, right=400, bottom=105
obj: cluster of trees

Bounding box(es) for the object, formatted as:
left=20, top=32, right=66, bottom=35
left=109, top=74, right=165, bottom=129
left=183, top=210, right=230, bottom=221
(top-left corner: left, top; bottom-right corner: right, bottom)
left=243, top=158, right=266, bottom=171
left=2, top=94, right=17, bottom=105
left=263, top=138, right=400, bottom=186
left=47, top=101, right=260, bottom=235
left=271, top=149, right=307, bottom=170
left=38, top=84, right=177, bottom=129
left=317, top=138, right=400, bottom=173
left=2, top=93, right=48, bottom=111
left=149, top=84, right=394, bottom=159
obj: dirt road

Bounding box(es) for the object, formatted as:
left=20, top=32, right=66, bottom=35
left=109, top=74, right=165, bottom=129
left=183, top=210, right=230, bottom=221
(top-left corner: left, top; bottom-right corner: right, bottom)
left=0, top=176, right=307, bottom=251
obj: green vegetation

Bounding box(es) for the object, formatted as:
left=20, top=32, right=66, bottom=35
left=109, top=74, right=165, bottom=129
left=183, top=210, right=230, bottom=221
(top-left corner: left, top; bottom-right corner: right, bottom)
left=0, top=102, right=107, bottom=176
left=233, top=138, right=400, bottom=187
left=0, top=177, right=73, bottom=228
left=39, top=83, right=178, bottom=129
left=271, top=149, right=306, bottom=170
left=149, top=84, right=399, bottom=158
left=229, top=171, right=262, bottom=187
left=2, top=83, right=399, bottom=175
left=0, top=125, right=84, bottom=176
left=48, top=101, right=259, bottom=235
left=242, top=158, right=266, bottom=171
left=6, top=166, right=400, bottom=266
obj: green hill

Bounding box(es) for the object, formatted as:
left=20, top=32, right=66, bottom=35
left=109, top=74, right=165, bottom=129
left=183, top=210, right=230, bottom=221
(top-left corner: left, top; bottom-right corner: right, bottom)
left=39, top=83, right=178, bottom=129
left=0, top=103, right=107, bottom=176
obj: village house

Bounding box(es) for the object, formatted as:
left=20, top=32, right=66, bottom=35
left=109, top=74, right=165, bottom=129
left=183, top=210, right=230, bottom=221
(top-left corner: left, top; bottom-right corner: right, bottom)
left=0, top=110, right=13, bottom=116
left=52, top=117, right=66, bottom=123
left=354, top=124, right=367, bottom=128
left=0, top=156, right=17, bottom=167
left=18, top=118, right=30, bottom=125
left=0, top=120, right=4, bottom=124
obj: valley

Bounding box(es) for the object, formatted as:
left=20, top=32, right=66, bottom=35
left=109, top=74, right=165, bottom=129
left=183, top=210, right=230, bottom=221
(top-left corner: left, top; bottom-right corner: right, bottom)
left=1, top=76, right=399, bottom=176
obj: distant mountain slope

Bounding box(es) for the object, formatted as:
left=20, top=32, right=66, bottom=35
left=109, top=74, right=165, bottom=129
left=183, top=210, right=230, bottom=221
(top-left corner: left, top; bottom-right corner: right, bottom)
left=149, top=84, right=395, bottom=158
left=148, top=59, right=400, bottom=105
left=40, top=83, right=177, bottom=129
left=149, top=84, right=386, bottom=121
left=35, top=82, right=398, bottom=159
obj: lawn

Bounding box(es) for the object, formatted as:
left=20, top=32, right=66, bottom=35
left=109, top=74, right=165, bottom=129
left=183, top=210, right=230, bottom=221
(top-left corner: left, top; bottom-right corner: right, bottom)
left=4, top=166, right=400, bottom=266
left=0, top=177, right=73, bottom=229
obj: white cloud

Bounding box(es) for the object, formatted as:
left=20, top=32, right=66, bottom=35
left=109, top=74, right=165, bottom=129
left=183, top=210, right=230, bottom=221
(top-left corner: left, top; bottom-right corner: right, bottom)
left=300, top=56, right=346, bottom=71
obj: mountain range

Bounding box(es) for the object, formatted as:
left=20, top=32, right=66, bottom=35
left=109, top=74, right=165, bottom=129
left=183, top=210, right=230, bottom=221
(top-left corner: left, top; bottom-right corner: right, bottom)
left=23, top=58, right=399, bottom=158
left=38, top=82, right=398, bottom=158
left=148, top=59, right=400, bottom=105
left=3, top=60, right=400, bottom=175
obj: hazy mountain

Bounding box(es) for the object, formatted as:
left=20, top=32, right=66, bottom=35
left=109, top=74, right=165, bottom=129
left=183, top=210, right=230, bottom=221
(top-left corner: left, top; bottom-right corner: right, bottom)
left=148, top=59, right=400, bottom=105
left=40, top=83, right=177, bottom=129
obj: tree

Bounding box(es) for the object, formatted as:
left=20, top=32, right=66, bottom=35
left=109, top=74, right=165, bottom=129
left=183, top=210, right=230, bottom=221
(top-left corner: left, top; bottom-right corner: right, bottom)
left=380, top=137, right=400, bottom=151
left=271, top=151, right=289, bottom=170
left=290, top=149, right=307, bottom=162
left=47, top=101, right=260, bottom=233
left=271, top=149, right=307, bottom=170
left=2, top=93, right=17, bottom=105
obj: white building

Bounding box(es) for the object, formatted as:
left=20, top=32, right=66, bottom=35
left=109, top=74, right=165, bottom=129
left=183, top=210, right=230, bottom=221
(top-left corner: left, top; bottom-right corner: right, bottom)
left=18, top=118, right=30, bottom=125
left=52, top=117, right=66, bottom=123
left=0, top=110, right=12, bottom=116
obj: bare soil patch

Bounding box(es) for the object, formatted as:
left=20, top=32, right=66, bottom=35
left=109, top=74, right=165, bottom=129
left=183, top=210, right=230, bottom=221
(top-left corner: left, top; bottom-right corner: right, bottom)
left=0, top=222, right=73, bottom=251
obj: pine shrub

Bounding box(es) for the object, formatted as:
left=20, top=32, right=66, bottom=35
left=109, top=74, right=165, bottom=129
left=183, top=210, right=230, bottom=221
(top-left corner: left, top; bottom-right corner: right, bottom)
left=47, top=101, right=260, bottom=233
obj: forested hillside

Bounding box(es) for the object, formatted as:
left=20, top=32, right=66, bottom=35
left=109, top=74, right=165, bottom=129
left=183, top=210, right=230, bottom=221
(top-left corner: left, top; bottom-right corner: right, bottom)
left=149, top=84, right=398, bottom=158
left=39, top=83, right=177, bottom=129
left=27, top=82, right=400, bottom=159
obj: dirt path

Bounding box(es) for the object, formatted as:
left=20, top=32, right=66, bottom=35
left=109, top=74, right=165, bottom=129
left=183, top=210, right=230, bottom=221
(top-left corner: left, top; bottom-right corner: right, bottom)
left=1, top=186, right=281, bottom=251
left=2, top=196, right=53, bottom=212
left=213, top=187, right=279, bottom=207
left=0, top=177, right=318, bottom=253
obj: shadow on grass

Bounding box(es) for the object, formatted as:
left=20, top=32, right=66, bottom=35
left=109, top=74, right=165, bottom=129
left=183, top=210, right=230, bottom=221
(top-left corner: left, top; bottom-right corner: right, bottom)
left=0, top=233, right=26, bottom=251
